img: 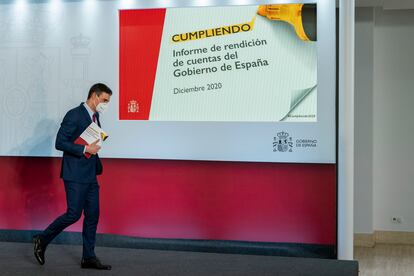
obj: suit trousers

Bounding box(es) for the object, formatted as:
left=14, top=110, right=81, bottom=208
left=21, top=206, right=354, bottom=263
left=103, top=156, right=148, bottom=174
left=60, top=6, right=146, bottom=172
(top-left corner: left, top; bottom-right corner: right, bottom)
left=41, top=180, right=100, bottom=258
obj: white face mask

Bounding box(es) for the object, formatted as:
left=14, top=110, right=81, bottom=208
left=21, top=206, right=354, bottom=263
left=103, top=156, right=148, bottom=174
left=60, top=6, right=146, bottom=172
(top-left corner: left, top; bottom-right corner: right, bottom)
left=96, top=102, right=109, bottom=114
left=95, top=95, right=109, bottom=114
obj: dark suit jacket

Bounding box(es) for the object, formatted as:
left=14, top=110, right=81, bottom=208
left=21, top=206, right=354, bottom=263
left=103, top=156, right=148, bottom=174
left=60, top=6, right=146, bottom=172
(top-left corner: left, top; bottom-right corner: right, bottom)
left=55, top=103, right=103, bottom=183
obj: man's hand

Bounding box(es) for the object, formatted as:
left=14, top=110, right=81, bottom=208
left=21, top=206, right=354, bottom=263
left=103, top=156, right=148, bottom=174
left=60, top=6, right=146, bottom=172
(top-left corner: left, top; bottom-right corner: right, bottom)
left=85, top=140, right=101, bottom=155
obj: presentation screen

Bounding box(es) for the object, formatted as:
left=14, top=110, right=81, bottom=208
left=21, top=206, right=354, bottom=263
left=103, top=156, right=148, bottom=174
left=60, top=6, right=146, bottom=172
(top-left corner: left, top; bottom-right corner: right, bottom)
left=120, top=4, right=317, bottom=122
left=0, top=0, right=335, bottom=163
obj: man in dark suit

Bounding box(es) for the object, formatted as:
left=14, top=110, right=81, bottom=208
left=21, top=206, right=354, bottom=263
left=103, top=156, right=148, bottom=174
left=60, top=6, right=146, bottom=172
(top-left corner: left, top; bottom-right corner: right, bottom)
left=33, top=83, right=112, bottom=270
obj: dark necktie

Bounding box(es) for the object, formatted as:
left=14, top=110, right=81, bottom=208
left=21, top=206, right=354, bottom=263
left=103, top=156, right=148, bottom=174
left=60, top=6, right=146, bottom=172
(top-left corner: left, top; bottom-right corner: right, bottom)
left=92, top=113, right=97, bottom=123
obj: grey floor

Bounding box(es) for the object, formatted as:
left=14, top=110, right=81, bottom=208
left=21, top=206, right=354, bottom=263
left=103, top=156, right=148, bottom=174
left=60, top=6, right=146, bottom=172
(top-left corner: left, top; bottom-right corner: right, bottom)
left=0, top=242, right=358, bottom=276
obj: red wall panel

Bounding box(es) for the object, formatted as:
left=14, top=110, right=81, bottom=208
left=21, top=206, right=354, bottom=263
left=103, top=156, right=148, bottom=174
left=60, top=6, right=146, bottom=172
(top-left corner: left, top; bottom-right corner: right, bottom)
left=0, top=157, right=336, bottom=245
left=119, top=9, right=166, bottom=120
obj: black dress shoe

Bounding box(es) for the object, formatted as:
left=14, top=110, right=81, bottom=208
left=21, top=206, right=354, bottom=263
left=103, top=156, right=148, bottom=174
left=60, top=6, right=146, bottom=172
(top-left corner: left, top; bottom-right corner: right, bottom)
left=33, top=234, right=46, bottom=265
left=81, top=257, right=112, bottom=270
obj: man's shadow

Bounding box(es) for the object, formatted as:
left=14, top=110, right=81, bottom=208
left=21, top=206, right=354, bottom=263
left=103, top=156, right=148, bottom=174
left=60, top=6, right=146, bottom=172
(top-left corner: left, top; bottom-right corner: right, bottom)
left=8, top=119, right=73, bottom=264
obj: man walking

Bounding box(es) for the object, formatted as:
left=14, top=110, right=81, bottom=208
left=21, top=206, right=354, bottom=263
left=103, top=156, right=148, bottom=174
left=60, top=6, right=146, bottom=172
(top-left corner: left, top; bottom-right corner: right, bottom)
left=33, top=83, right=112, bottom=270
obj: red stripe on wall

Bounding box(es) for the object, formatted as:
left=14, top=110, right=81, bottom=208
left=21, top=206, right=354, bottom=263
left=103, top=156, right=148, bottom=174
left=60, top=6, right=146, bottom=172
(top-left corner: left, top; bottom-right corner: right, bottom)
left=0, top=157, right=336, bottom=245
left=119, top=9, right=166, bottom=120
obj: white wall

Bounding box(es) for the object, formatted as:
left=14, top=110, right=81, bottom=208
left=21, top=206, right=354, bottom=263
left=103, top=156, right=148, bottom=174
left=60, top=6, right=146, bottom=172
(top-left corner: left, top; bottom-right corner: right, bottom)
left=372, top=7, right=414, bottom=232
left=354, top=7, right=374, bottom=234
left=354, top=7, right=414, bottom=233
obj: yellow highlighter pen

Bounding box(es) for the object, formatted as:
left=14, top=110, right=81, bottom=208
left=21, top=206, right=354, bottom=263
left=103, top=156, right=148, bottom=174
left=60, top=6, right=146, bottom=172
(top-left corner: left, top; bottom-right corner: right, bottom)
left=257, top=4, right=317, bottom=42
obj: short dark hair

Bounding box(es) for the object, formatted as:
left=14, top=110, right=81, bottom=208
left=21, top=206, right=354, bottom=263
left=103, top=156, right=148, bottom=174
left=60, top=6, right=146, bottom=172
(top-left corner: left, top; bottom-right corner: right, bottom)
left=87, top=83, right=113, bottom=99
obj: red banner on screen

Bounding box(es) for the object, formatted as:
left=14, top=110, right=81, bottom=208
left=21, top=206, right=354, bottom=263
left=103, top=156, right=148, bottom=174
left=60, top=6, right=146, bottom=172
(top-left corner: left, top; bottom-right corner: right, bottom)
left=119, top=9, right=166, bottom=120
